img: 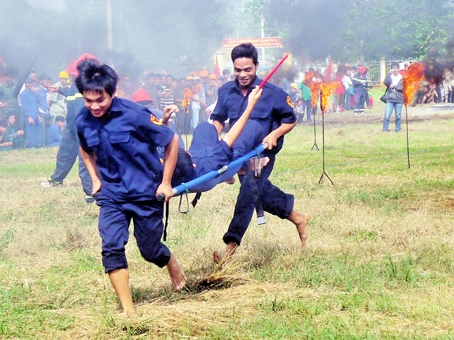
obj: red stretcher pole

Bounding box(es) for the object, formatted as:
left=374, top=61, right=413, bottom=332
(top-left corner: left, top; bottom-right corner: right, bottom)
left=259, top=54, right=289, bottom=89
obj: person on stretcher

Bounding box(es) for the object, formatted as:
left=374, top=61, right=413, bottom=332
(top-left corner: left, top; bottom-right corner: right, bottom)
left=165, top=86, right=269, bottom=192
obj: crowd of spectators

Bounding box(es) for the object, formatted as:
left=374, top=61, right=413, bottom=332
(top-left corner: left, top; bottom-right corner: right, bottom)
left=0, top=57, right=450, bottom=151
left=0, top=68, right=69, bottom=150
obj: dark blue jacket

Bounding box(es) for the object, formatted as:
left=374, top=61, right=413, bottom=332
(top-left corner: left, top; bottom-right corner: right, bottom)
left=76, top=97, right=175, bottom=202
left=210, top=76, right=296, bottom=154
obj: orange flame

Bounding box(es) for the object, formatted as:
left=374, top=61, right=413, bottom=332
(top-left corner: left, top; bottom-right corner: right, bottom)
left=320, top=81, right=340, bottom=112
left=403, top=62, right=425, bottom=106
left=304, top=71, right=326, bottom=108
left=182, top=88, right=193, bottom=110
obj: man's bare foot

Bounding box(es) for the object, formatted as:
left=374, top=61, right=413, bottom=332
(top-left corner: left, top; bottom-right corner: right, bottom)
left=124, top=307, right=138, bottom=318
left=225, top=177, right=235, bottom=185
left=288, top=211, right=310, bottom=247
left=213, top=242, right=238, bottom=264
left=166, top=253, right=186, bottom=290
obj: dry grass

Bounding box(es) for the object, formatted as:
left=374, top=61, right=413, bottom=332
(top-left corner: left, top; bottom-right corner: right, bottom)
left=1, top=105, right=454, bottom=339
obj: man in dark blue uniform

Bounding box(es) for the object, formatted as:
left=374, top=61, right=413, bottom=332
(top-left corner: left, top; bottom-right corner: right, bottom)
left=75, top=59, right=185, bottom=317
left=210, top=43, right=310, bottom=262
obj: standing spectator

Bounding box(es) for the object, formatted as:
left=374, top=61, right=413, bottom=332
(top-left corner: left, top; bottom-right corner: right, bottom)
left=20, top=77, right=43, bottom=148
left=277, top=75, right=291, bottom=94
left=190, top=76, right=206, bottom=130
left=294, top=98, right=305, bottom=124
left=222, top=69, right=231, bottom=82
left=334, top=70, right=345, bottom=112
left=342, top=69, right=354, bottom=111
left=382, top=62, right=403, bottom=132
left=6, top=113, right=25, bottom=148
left=155, top=73, right=164, bottom=109
left=0, top=68, right=20, bottom=123
left=143, top=73, right=157, bottom=104
left=289, top=83, right=298, bottom=105
left=41, top=54, right=94, bottom=203
left=173, top=77, right=189, bottom=134
left=205, top=74, right=219, bottom=107
left=48, top=71, right=70, bottom=118
left=299, top=75, right=313, bottom=124
left=46, top=115, right=65, bottom=147
left=352, top=66, right=367, bottom=114
left=159, top=75, right=175, bottom=110
left=364, top=67, right=372, bottom=108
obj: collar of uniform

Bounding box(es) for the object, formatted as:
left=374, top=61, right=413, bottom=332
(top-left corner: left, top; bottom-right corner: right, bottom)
left=232, top=75, right=261, bottom=92
left=109, top=96, right=123, bottom=113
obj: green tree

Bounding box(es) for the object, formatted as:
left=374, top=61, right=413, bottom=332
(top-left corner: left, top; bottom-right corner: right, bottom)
left=245, top=0, right=454, bottom=63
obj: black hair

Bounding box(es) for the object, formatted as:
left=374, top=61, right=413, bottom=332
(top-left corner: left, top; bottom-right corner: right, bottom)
left=38, top=74, right=50, bottom=81
left=231, top=43, right=258, bottom=65
left=0, top=119, right=6, bottom=128
left=222, top=69, right=230, bottom=75
left=147, top=72, right=156, bottom=78
left=171, top=148, right=195, bottom=187
left=391, top=62, right=400, bottom=68
left=55, top=115, right=66, bottom=123
left=75, top=59, right=118, bottom=96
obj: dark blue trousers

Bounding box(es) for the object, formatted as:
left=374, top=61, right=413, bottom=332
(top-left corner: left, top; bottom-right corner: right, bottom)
left=50, top=125, right=92, bottom=195
left=97, top=197, right=170, bottom=273
left=223, top=154, right=294, bottom=246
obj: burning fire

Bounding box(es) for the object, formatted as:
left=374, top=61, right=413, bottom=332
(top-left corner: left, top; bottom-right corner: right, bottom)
left=304, top=72, right=320, bottom=108
left=403, top=62, right=425, bottom=106
left=182, top=88, right=193, bottom=110
left=320, top=81, right=340, bottom=112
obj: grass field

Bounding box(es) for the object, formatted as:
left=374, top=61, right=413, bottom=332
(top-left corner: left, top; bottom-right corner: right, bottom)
left=1, top=98, right=454, bottom=339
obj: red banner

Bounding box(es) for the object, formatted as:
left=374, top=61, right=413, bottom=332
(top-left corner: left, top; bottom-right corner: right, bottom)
left=222, top=37, right=283, bottom=49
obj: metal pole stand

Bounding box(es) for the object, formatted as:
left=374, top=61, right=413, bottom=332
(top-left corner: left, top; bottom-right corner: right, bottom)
left=405, top=105, right=411, bottom=169
left=311, top=106, right=319, bottom=151
left=318, top=111, right=334, bottom=185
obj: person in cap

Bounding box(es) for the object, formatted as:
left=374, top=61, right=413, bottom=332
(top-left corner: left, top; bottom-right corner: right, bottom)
left=210, top=43, right=310, bottom=263
left=41, top=54, right=98, bottom=202
left=75, top=59, right=185, bottom=317
left=131, top=88, right=184, bottom=149
left=289, top=83, right=299, bottom=105
left=48, top=71, right=71, bottom=118
left=20, top=77, right=43, bottom=148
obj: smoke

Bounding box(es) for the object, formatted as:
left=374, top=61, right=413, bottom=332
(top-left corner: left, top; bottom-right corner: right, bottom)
left=420, top=40, right=454, bottom=85
left=26, top=0, right=66, bottom=12
left=0, top=0, right=231, bottom=84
